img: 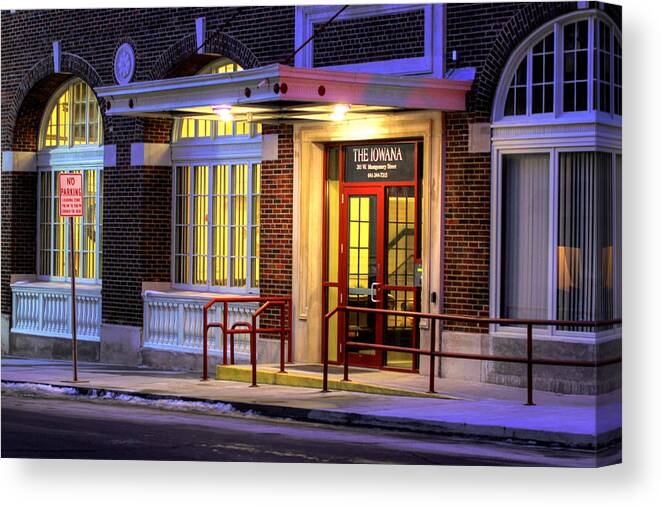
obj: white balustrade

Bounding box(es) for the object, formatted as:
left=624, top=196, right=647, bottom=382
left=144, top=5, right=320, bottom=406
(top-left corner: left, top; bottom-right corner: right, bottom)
left=11, top=282, right=101, bottom=341
left=143, top=291, right=258, bottom=360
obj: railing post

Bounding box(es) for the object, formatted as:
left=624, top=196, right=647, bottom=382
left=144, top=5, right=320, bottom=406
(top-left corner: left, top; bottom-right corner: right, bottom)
left=250, top=314, right=258, bottom=387
left=322, top=307, right=329, bottom=392
left=287, top=298, right=293, bottom=362
left=223, top=303, right=229, bottom=365
left=202, top=305, right=208, bottom=381
left=280, top=302, right=286, bottom=373
left=428, top=319, right=436, bottom=394
left=343, top=311, right=350, bottom=382
left=525, top=323, right=535, bottom=405
left=438, top=320, right=443, bottom=378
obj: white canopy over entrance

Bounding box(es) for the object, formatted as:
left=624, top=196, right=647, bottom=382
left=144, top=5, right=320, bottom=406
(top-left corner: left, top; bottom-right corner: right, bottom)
left=95, top=64, right=472, bottom=122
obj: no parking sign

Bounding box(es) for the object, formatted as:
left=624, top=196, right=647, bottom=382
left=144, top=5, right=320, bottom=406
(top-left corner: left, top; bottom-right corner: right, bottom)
left=58, top=172, right=86, bottom=383
left=59, top=173, right=83, bottom=217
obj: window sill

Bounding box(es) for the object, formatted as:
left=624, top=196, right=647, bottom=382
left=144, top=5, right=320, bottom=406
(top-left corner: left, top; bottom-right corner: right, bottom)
left=10, top=279, right=101, bottom=296
left=142, top=286, right=259, bottom=302
left=490, top=326, right=622, bottom=345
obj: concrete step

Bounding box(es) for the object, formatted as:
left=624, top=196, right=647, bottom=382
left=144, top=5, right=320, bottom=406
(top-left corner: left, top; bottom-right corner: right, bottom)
left=216, top=364, right=461, bottom=399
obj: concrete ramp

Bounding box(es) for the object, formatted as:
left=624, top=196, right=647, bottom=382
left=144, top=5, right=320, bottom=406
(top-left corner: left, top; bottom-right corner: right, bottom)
left=216, top=364, right=461, bottom=400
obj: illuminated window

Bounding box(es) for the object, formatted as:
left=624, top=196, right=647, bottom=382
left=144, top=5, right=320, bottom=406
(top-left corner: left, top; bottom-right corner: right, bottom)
left=38, top=168, right=103, bottom=281
left=38, top=80, right=103, bottom=282
left=43, top=81, right=101, bottom=147
left=174, top=164, right=260, bottom=290
left=178, top=59, right=261, bottom=140
left=172, top=58, right=262, bottom=293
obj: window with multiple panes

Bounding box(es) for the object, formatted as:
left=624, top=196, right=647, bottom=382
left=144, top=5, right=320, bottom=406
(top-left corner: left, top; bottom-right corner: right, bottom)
left=173, top=163, right=260, bottom=290
left=498, top=150, right=621, bottom=332
left=500, top=13, right=621, bottom=119
left=43, top=81, right=101, bottom=147
left=178, top=60, right=261, bottom=140
left=38, top=80, right=103, bottom=282
left=494, top=12, right=622, bottom=337
left=172, top=59, right=262, bottom=292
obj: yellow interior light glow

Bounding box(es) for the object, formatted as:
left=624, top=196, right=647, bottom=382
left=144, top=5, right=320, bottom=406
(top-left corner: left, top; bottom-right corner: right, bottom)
left=330, top=104, right=351, bottom=121
left=213, top=104, right=235, bottom=122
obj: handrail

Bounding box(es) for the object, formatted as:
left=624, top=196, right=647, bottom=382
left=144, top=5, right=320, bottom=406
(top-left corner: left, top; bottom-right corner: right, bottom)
left=202, top=296, right=292, bottom=383
left=322, top=305, right=622, bottom=405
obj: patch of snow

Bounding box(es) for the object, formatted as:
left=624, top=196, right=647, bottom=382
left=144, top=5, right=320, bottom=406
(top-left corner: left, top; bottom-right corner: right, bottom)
left=2, top=381, right=236, bottom=415
left=2, top=381, right=79, bottom=396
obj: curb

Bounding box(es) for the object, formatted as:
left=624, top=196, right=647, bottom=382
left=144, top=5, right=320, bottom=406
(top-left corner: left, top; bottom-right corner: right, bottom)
left=1, top=379, right=620, bottom=451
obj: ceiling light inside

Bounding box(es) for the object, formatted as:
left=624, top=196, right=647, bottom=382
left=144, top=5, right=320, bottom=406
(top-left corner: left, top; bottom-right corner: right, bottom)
left=213, top=104, right=234, bottom=122
left=330, top=104, right=351, bottom=121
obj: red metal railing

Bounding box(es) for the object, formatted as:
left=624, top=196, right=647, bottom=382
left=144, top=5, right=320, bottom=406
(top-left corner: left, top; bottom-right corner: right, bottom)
left=323, top=305, right=621, bottom=405
left=202, top=297, right=292, bottom=384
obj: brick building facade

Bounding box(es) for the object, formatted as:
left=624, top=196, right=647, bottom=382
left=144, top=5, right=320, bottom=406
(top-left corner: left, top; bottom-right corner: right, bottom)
left=1, top=3, right=622, bottom=394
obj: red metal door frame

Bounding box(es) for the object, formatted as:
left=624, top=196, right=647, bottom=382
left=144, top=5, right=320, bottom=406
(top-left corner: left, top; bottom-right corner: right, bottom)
left=322, top=140, right=422, bottom=371
left=339, top=186, right=385, bottom=368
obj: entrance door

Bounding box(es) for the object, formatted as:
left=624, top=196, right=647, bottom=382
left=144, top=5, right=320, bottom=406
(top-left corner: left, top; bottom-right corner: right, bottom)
left=324, top=141, right=421, bottom=371
left=341, top=188, right=384, bottom=368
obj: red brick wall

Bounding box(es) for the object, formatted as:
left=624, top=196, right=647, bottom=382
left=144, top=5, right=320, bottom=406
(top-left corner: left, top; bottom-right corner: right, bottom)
left=0, top=172, right=37, bottom=314
left=312, top=8, right=425, bottom=67
left=442, top=111, right=491, bottom=331
left=101, top=160, right=172, bottom=326
left=259, top=124, right=294, bottom=335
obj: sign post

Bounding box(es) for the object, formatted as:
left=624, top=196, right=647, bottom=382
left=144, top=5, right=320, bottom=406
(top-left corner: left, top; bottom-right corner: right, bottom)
left=59, top=173, right=85, bottom=383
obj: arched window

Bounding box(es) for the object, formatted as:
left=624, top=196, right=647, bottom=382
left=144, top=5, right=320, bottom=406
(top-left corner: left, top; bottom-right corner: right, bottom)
left=38, top=79, right=103, bottom=282
left=171, top=59, right=262, bottom=293
left=495, top=11, right=621, bottom=121
left=176, top=59, right=261, bottom=141
left=491, top=10, right=621, bottom=341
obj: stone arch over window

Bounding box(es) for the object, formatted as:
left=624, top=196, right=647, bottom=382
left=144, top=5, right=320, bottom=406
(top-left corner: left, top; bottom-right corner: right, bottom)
left=5, top=53, right=105, bottom=152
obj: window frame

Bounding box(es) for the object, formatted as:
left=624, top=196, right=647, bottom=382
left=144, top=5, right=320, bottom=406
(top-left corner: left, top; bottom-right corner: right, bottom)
left=170, top=58, right=263, bottom=295
left=294, top=4, right=445, bottom=77
left=493, top=10, right=622, bottom=126
left=36, top=78, right=104, bottom=285
left=170, top=160, right=261, bottom=294
left=39, top=79, right=103, bottom=149
left=491, top=146, right=622, bottom=342
left=172, top=59, right=262, bottom=144
left=36, top=165, right=103, bottom=285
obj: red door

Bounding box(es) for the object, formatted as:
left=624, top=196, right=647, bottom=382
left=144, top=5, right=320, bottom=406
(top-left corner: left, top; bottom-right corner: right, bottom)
left=324, top=141, right=421, bottom=371
left=339, top=187, right=385, bottom=368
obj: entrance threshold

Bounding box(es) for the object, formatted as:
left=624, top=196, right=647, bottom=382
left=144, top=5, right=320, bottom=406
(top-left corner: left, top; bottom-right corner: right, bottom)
left=216, top=363, right=460, bottom=400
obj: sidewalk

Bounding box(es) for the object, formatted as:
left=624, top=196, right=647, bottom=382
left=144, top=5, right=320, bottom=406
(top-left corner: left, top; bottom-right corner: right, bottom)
left=1, top=356, right=621, bottom=450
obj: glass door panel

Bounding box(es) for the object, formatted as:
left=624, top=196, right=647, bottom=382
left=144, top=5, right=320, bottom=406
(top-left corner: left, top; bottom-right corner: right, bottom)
left=346, top=194, right=379, bottom=364
left=384, top=187, right=417, bottom=369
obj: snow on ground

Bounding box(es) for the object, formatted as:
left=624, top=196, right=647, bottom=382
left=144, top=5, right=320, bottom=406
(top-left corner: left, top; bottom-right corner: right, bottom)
left=1, top=381, right=246, bottom=416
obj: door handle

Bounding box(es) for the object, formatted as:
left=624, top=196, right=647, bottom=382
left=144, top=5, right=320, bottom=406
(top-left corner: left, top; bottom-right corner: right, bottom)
left=370, top=282, right=382, bottom=303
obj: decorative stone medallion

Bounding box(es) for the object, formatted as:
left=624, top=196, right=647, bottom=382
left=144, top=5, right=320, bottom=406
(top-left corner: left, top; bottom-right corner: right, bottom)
left=114, top=42, right=135, bottom=85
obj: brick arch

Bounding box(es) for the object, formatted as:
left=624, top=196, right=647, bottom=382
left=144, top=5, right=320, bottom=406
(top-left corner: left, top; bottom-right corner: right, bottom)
left=140, top=32, right=260, bottom=144
left=470, top=2, right=577, bottom=119
left=147, top=31, right=261, bottom=82
left=6, top=52, right=108, bottom=152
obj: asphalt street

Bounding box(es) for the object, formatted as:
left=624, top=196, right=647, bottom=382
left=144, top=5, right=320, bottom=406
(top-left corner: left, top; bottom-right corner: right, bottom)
left=1, top=390, right=619, bottom=466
